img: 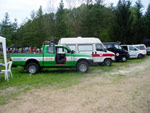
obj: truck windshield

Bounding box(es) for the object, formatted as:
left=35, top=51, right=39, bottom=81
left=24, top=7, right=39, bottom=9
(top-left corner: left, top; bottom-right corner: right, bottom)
left=114, top=44, right=122, bottom=50
left=96, top=44, right=105, bottom=51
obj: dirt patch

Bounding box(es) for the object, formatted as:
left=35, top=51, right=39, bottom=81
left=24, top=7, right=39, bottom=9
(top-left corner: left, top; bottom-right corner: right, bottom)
left=0, top=57, right=150, bottom=113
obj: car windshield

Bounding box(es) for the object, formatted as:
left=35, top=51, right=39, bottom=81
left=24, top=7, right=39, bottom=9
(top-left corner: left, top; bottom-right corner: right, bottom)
left=96, top=44, right=105, bottom=51
left=140, top=46, right=145, bottom=49
left=114, top=44, right=122, bottom=50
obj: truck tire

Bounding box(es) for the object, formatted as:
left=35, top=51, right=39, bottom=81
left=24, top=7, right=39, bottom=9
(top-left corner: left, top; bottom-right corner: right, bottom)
left=26, top=63, right=39, bottom=74
left=77, top=61, right=89, bottom=73
left=104, top=59, right=112, bottom=66
left=138, top=54, right=143, bottom=59
left=121, top=56, right=127, bottom=62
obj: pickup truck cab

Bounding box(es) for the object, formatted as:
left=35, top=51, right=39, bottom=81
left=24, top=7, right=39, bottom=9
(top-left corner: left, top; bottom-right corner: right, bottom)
left=10, top=43, right=93, bottom=74
left=121, top=45, right=144, bottom=59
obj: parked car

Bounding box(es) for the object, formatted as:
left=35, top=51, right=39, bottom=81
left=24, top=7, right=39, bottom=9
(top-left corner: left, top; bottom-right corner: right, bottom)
left=10, top=42, right=94, bottom=74
left=146, top=47, right=150, bottom=55
left=121, top=45, right=144, bottom=59
left=133, top=44, right=146, bottom=55
left=58, top=36, right=115, bottom=66
left=103, top=42, right=129, bottom=62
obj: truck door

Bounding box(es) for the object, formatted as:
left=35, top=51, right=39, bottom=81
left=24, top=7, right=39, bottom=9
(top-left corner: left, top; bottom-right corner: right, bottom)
left=44, top=45, right=56, bottom=66
left=55, top=47, right=66, bottom=65
left=55, top=47, right=74, bottom=66
left=128, top=45, right=137, bottom=58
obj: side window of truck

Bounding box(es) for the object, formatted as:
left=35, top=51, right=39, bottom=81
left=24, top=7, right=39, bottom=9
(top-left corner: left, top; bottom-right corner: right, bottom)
left=47, top=46, right=55, bottom=54
left=78, top=44, right=93, bottom=52
left=129, top=46, right=135, bottom=51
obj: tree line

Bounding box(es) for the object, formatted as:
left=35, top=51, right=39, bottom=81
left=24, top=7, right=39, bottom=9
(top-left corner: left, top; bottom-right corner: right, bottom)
left=0, top=0, right=150, bottom=47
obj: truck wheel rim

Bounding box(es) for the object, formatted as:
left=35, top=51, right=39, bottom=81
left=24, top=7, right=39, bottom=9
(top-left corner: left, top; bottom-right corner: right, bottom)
left=106, top=61, right=110, bottom=65
left=29, top=66, right=36, bottom=74
left=122, top=57, right=126, bottom=61
left=79, top=64, right=87, bottom=72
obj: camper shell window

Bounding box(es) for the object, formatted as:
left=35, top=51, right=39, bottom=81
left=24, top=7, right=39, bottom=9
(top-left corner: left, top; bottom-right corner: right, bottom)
left=66, top=44, right=76, bottom=51
left=78, top=44, right=93, bottom=52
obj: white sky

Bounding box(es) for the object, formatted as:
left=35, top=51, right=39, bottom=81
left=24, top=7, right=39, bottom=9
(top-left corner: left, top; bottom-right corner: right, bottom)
left=0, top=0, right=149, bottom=25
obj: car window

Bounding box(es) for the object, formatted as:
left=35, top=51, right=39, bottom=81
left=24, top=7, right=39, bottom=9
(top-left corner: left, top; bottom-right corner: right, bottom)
left=57, top=48, right=64, bottom=53
left=96, top=44, right=105, bottom=51
left=67, top=44, right=76, bottom=51
left=47, top=46, right=55, bottom=53
left=78, top=44, right=93, bottom=52
left=140, top=46, right=145, bottom=49
left=104, top=44, right=113, bottom=49
left=114, top=44, right=122, bottom=50
left=64, top=48, right=71, bottom=53
left=129, top=46, right=135, bottom=51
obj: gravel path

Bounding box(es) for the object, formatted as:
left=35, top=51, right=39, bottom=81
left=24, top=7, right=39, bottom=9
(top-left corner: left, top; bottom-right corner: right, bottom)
left=0, top=57, right=150, bottom=113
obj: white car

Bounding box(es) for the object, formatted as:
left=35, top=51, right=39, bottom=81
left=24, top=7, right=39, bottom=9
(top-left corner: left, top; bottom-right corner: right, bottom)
left=133, top=44, right=146, bottom=55
left=122, top=45, right=144, bottom=59
left=58, top=36, right=115, bottom=66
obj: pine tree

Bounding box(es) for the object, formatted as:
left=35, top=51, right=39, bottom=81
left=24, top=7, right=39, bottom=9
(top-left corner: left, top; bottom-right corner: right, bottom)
left=111, top=0, right=133, bottom=44
left=55, top=0, right=69, bottom=41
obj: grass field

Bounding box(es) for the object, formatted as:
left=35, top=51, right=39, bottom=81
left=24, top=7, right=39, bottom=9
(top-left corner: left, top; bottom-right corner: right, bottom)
left=0, top=56, right=148, bottom=105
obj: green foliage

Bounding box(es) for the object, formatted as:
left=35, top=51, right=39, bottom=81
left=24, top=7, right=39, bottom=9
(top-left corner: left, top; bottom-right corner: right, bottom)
left=111, top=0, right=133, bottom=44
left=0, top=0, right=150, bottom=46
left=0, top=13, right=18, bottom=46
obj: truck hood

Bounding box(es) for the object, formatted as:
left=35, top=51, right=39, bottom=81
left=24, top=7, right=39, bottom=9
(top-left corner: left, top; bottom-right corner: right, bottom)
left=106, top=50, right=115, bottom=55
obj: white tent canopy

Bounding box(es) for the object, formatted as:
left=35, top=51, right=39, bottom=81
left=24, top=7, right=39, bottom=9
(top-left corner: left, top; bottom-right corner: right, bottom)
left=0, top=36, right=8, bottom=80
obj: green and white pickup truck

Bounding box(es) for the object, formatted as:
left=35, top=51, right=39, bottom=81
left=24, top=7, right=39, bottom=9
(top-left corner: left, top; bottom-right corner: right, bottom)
left=10, top=43, right=93, bottom=74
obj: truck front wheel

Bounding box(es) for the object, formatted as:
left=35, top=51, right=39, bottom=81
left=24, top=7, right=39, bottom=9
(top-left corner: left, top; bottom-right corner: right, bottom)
left=104, top=59, right=112, bottom=66
left=26, top=63, right=39, bottom=74
left=77, top=61, right=89, bottom=73
left=121, top=56, right=127, bottom=62
left=138, top=54, right=143, bottom=59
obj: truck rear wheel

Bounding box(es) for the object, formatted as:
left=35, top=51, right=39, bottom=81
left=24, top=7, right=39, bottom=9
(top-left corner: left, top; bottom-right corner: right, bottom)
left=26, top=63, right=39, bottom=74
left=77, top=61, right=89, bottom=73
left=104, top=59, right=112, bottom=66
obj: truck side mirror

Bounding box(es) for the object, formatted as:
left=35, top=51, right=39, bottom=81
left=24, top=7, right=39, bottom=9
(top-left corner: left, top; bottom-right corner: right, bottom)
left=71, top=50, right=75, bottom=54
left=104, top=49, right=107, bottom=52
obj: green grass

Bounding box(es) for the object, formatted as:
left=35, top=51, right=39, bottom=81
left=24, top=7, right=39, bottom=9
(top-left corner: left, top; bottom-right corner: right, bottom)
left=0, top=56, right=149, bottom=105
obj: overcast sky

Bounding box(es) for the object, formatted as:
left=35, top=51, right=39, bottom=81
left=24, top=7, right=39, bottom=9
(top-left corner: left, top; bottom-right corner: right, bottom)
left=0, top=0, right=149, bottom=25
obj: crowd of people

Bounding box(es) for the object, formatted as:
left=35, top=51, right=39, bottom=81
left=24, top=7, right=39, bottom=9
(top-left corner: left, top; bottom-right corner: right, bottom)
left=6, top=47, right=43, bottom=53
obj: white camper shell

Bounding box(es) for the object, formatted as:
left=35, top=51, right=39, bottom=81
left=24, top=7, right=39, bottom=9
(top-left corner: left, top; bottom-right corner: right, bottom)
left=58, top=37, right=115, bottom=66
left=121, top=45, right=144, bottom=59
left=133, top=44, right=146, bottom=55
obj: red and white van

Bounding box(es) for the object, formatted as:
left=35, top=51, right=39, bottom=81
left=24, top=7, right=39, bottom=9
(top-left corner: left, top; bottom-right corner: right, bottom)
left=58, top=37, right=115, bottom=66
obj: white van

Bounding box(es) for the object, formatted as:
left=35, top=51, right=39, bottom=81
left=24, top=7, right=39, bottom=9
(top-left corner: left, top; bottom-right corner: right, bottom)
left=121, top=45, right=144, bottom=59
left=133, top=44, right=146, bottom=55
left=58, top=37, right=115, bottom=66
